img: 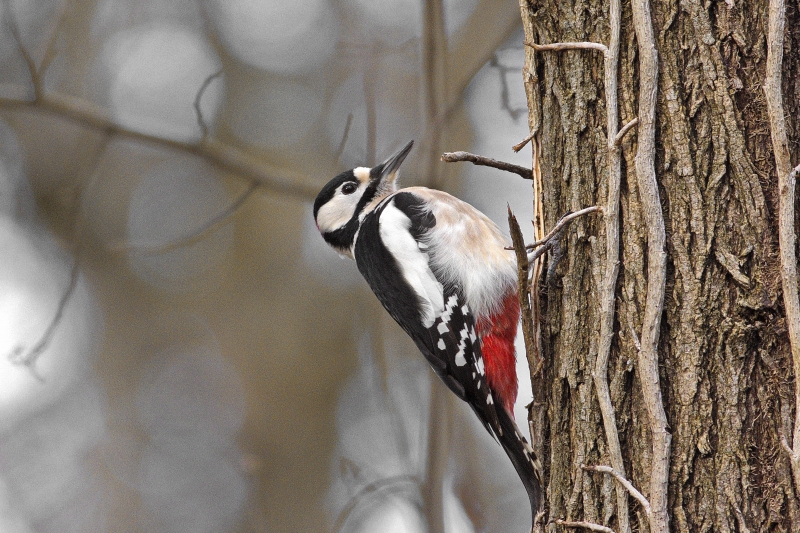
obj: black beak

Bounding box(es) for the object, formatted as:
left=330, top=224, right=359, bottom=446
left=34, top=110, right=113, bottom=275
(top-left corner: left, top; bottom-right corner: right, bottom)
left=374, top=140, right=414, bottom=183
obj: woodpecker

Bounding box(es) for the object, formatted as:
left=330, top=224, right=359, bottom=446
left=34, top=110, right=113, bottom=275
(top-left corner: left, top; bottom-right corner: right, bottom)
left=314, top=140, right=542, bottom=523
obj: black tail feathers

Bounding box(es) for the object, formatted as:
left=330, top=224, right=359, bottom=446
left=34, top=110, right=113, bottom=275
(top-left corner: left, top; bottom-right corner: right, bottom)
left=496, top=408, right=543, bottom=528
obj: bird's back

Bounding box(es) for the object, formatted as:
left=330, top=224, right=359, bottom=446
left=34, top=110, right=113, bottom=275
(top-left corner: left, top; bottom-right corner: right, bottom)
left=394, top=187, right=517, bottom=321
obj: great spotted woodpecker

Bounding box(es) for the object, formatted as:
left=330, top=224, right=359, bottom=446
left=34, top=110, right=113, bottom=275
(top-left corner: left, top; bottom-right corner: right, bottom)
left=314, top=140, right=542, bottom=522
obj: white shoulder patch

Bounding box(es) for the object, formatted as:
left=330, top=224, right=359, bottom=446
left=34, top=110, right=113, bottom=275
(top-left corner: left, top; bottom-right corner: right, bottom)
left=379, top=200, right=444, bottom=327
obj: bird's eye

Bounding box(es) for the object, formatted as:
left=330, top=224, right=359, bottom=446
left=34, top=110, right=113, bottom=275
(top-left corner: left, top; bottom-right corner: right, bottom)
left=342, top=182, right=358, bottom=195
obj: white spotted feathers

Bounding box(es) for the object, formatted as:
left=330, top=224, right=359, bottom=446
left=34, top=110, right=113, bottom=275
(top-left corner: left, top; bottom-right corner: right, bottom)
left=430, top=294, right=499, bottom=424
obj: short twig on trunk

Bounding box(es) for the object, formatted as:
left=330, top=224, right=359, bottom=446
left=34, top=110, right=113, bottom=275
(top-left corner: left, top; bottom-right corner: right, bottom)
left=556, top=519, right=616, bottom=533
left=582, top=464, right=652, bottom=519
left=524, top=40, right=608, bottom=54
left=521, top=206, right=601, bottom=251
left=441, top=151, right=533, bottom=180
left=613, top=117, right=639, bottom=147
left=512, top=132, right=536, bottom=153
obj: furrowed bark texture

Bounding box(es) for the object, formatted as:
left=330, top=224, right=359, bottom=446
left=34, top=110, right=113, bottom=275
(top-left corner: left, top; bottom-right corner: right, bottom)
left=521, top=0, right=800, bottom=530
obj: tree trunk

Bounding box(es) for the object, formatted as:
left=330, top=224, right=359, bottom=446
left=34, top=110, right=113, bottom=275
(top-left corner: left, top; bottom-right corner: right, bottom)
left=519, top=0, right=800, bottom=531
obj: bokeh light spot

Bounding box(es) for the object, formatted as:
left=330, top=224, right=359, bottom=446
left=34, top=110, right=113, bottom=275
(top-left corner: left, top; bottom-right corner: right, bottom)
left=206, top=0, right=337, bottom=74
left=102, top=25, right=223, bottom=142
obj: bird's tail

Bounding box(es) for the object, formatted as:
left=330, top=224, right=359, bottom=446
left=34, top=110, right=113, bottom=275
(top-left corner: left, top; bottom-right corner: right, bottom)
left=496, top=408, right=543, bottom=528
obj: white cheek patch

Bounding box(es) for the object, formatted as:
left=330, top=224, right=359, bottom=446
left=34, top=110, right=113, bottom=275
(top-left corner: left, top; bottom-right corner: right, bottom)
left=316, top=198, right=355, bottom=234
left=315, top=181, right=369, bottom=234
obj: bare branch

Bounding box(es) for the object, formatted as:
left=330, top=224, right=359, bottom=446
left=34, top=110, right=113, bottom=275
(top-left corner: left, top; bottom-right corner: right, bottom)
left=110, top=181, right=259, bottom=254
left=489, top=54, right=527, bottom=121
left=630, top=0, right=670, bottom=531
left=3, top=0, right=41, bottom=99
left=582, top=465, right=651, bottom=518
left=0, top=92, right=319, bottom=200
left=194, top=69, right=223, bottom=143
left=523, top=206, right=601, bottom=250
left=556, top=519, right=616, bottom=533
left=513, top=132, right=535, bottom=153
left=613, top=117, right=639, bottom=148
left=441, top=151, right=533, bottom=180
left=765, top=0, right=800, bottom=495
left=8, top=259, right=81, bottom=379
left=524, top=40, right=608, bottom=54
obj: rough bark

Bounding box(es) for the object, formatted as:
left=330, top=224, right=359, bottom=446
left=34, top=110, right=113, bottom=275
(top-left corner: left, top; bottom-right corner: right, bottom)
left=520, top=0, right=800, bottom=531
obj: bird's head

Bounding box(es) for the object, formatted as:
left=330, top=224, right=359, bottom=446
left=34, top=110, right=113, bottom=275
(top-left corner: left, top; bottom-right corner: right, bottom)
left=313, top=140, right=414, bottom=256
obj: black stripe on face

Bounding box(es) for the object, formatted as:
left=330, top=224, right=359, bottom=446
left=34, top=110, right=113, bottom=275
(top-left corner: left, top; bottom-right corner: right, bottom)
left=314, top=168, right=377, bottom=252
left=351, top=178, right=382, bottom=216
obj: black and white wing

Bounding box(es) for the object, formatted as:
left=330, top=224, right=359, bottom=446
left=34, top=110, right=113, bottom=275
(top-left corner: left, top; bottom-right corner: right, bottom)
left=427, top=289, right=502, bottom=438
left=354, top=191, right=500, bottom=433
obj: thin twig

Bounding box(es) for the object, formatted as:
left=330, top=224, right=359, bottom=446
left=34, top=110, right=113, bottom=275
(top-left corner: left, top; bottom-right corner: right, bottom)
left=522, top=206, right=601, bottom=250
left=37, top=0, right=70, bottom=82
left=613, top=117, right=639, bottom=147
left=194, top=69, right=223, bottom=143
left=8, top=258, right=81, bottom=379
left=764, top=0, right=800, bottom=495
left=582, top=465, right=652, bottom=518
left=524, top=40, right=608, bottom=54
left=441, top=151, right=533, bottom=180
left=3, top=0, right=41, bottom=99
left=630, top=0, right=670, bottom=531
left=490, top=54, right=527, bottom=121
left=513, top=132, right=535, bottom=153
left=556, top=519, right=616, bottom=533
left=110, top=181, right=260, bottom=254
left=510, top=207, right=600, bottom=270
left=0, top=92, right=319, bottom=200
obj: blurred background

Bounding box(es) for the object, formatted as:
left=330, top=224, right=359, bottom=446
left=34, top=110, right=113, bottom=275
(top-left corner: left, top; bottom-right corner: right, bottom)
left=0, top=0, right=538, bottom=531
